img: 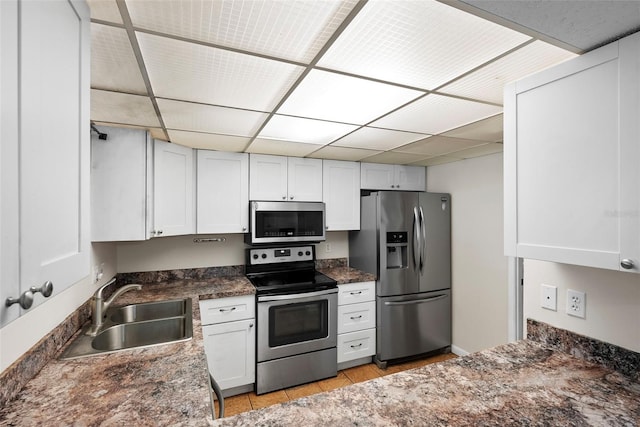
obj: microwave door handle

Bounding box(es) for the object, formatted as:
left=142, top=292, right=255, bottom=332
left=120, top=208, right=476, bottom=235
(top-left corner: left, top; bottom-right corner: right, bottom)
left=412, top=207, right=420, bottom=270
left=419, top=206, right=426, bottom=272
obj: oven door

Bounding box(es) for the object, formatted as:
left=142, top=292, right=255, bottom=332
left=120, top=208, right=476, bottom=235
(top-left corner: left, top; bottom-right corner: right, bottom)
left=250, top=201, right=326, bottom=244
left=257, top=288, right=337, bottom=362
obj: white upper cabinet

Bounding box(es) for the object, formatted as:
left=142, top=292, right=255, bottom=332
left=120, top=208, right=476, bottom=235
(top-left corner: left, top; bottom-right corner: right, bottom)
left=323, top=160, right=361, bottom=231
left=504, top=32, right=640, bottom=273
left=1, top=0, right=90, bottom=325
left=249, top=154, right=322, bottom=201
left=197, top=150, right=249, bottom=234
left=153, top=140, right=195, bottom=237
left=360, top=163, right=425, bottom=191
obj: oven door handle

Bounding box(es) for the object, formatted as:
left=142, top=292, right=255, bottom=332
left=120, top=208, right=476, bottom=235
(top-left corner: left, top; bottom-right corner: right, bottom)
left=258, top=288, right=337, bottom=302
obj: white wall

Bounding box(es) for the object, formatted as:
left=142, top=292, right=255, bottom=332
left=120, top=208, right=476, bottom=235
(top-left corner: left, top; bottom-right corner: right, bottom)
left=117, top=232, right=349, bottom=273
left=524, top=259, right=640, bottom=352
left=427, top=153, right=509, bottom=354
left=0, top=243, right=117, bottom=372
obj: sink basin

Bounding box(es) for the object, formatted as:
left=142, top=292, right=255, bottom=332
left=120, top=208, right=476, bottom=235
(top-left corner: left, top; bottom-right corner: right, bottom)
left=92, top=317, right=190, bottom=351
left=110, top=299, right=188, bottom=323
left=59, top=298, right=193, bottom=360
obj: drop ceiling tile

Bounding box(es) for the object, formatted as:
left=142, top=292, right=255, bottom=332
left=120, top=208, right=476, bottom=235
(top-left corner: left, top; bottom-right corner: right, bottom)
left=317, top=0, right=529, bottom=89
left=372, top=94, right=502, bottom=135
left=137, top=32, right=304, bottom=111
left=258, top=115, right=359, bottom=145
left=442, top=114, right=503, bottom=142
left=87, top=0, right=122, bottom=24
left=448, top=142, right=504, bottom=159
left=360, top=151, right=429, bottom=165
left=127, top=0, right=359, bottom=63
left=439, top=41, right=577, bottom=104
left=410, top=156, right=461, bottom=167
left=247, top=139, right=321, bottom=157
left=91, top=89, right=160, bottom=127
left=307, top=145, right=383, bottom=161
left=91, top=24, right=147, bottom=94
left=333, top=126, right=427, bottom=151
left=157, top=99, right=268, bottom=137
left=396, top=135, right=485, bottom=157
left=278, top=70, right=424, bottom=125
left=167, top=129, right=249, bottom=152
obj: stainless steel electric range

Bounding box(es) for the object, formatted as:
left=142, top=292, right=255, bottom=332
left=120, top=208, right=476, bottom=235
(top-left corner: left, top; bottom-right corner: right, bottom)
left=245, top=245, right=338, bottom=395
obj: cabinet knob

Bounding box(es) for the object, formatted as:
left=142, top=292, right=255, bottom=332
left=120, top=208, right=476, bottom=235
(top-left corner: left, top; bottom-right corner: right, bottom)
left=621, top=259, right=634, bottom=269
left=31, top=280, right=54, bottom=298
left=290, top=196, right=294, bottom=200
left=242, top=226, right=247, bottom=231
left=282, top=196, right=286, bottom=200
left=5, top=290, right=34, bottom=310
left=390, top=185, right=395, bottom=189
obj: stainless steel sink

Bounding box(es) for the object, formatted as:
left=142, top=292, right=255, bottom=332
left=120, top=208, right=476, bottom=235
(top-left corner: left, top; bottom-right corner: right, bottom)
left=110, top=299, right=188, bottom=323
left=60, top=298, right=192, bottom=360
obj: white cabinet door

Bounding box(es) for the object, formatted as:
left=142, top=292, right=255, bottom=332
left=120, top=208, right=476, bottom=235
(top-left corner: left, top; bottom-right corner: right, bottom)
left=2, top=0, right=90, bottom=325
left=396, top=165, right=426, bottom=191
left=287, top=157, right=323, bottom=202
left=153, top=140, right=195, bottom=237
left=91, top=126, right=151, bottom=241
left=197, top=151, right=248, bottom=234
left=202, top=319, right=255, bottom=390
left=361, top=163, right=395, bottom=190
left=323, top=160, right=360, bottom=231
left=249, top=154, right=288, bottom=201
left=504, top=33, right=640, bottom=273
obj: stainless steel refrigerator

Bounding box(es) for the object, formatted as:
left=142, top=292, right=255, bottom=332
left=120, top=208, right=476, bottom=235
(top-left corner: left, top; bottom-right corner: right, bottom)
left=349, top=191, right=451, bottom=368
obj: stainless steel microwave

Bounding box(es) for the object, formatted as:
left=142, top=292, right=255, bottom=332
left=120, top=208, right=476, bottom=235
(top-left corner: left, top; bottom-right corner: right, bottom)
left=247, top=201, right=326, bottom=244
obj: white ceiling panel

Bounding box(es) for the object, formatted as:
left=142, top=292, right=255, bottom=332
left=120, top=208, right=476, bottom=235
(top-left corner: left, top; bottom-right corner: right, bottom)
left=167, top=129, right=249, bottom=152
left=91, top=24, right=147, bottom=94
left=91, top=89, right=160, bottom=127
left=395, top=135, right=485, bottom=157
left=278, top=70, right=424, bottom=125
left=317, top=0, right=530, bottom=89
left=410, top=156, right=461, bottom=167
left=442, top=114, right=503, bottom=142
left=127, top=0, right=359, bottom=63
left=87, top=0, right=122, bottom=24
left=247, top=138, right=322, bottom=157
left=333, top=126, right=427, bottom=151
left=361, top=151, right=429, bottom=165
left=447, top=142, right=504, bottom=159
left=307, top=145, right=383, bottom=161
left=439, top=41, right=577, bottom=104
left=137, top=32, right=304, bottom=111
left=157, top=99, right=268, bottom=137
left=372, top=94, right=503, bottom=135
left=258, top=115, right=358, bottom=145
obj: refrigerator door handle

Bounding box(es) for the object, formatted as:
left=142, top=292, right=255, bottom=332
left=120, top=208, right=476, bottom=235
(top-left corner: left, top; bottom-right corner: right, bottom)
left=383, top=294, right=448, bottom=306
left=419, top=206, right=426, bottom=272
left=412, top=207, right=420, bottom=270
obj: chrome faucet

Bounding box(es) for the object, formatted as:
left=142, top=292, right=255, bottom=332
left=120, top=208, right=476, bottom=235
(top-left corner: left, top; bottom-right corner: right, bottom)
left=87, top=279, right=142, bottom=336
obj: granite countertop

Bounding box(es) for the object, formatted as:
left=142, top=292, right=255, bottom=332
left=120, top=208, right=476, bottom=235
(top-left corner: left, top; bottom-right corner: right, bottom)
left=212, top=339, right=640, bottom=426
left=319, top=266, right=376, bottom=285
left=0, top=277, right=255, bottom=427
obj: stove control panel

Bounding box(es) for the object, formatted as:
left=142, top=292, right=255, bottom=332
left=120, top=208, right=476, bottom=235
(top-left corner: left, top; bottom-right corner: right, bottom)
left=248, top=245, right=314, bottom=265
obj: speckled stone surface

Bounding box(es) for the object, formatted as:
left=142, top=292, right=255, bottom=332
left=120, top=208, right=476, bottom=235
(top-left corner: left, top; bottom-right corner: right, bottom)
left=212, top=339, right=640, bottom=426
left=0, top=277, right=254, bottom=426
left=118, top=265, right=245, bottom=285
left=316, top=257, right=348, bottom=269
left=319, top=266, right=376, bottom=285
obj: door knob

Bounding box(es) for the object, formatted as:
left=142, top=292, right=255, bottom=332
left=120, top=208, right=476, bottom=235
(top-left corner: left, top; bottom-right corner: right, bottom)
left=621, top=259, right=634, bottom=269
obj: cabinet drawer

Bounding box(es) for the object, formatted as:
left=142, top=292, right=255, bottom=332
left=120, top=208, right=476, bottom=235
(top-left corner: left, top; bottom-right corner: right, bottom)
left=337, top=328, right=376, bottom=363
left=337, top=301, right=375, bottom=334
left=338, top=281, right=375, bottom=305
left=199, top=295, right=255, bottom=325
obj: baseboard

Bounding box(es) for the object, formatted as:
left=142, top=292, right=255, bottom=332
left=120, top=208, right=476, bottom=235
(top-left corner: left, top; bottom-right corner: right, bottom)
left=451, top=345, right=470, bottom=356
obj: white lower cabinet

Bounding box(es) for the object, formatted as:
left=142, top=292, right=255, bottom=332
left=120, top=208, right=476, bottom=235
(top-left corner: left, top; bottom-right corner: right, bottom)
left=337, top=281, right=376, bottom=369
left=199, top=295, right=255, bottom=396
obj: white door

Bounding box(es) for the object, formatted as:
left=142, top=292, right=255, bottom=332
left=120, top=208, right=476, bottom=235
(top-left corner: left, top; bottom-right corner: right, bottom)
left=14, top=0, right=90, bottom=317
left=249, top=154, right=288, bottom=201
left=287, top=157, right=323, bottom=201
left=395, top=165, right=426, bottom=191
left=323, top=160, right=360, bottom=231
left=197, top=150, right=248, bottom=234
left=153, top=140, right=194, bottom=237
left=360, top=163, right=395, bottom=190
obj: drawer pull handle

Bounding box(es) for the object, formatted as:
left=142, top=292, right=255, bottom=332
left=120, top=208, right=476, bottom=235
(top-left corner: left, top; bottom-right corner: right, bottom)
left=350, top=343, right=363, bottom=348
left=219, top=307, right=237, bottom=313
left=349, top=291, right=362, bottom=295
left=350, top=315, right=363, bottom=320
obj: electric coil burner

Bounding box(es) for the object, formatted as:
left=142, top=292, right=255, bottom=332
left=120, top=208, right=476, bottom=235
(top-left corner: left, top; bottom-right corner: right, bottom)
left=246, top=245, right=338, bottom=395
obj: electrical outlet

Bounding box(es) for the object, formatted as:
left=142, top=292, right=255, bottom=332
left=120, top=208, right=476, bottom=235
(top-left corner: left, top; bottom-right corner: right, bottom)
left=325, top=243, right=332, bottom=253
left=540, top=284, right=557, bottom=311
left=567, top=289, right=586, bottom=318
left=92, top=263, right=104, bottom=283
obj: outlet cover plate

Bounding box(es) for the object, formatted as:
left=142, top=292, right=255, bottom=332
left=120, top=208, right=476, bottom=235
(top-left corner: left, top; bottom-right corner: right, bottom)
left=567, top=289, right=586, bottom=318
left=541, top=284, right=557, bottom=311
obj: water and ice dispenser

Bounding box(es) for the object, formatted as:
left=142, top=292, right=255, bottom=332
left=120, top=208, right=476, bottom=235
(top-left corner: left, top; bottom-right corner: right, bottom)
left=386, top=232, right=408, bottom=269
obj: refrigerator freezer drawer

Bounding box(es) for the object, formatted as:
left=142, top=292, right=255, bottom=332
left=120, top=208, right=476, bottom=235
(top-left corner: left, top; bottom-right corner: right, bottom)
left=376, top=290, right=451, bottom=362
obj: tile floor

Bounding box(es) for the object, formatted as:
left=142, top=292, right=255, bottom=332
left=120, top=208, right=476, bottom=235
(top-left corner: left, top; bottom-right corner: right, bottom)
left=216, top=353, right=457, bottom=417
